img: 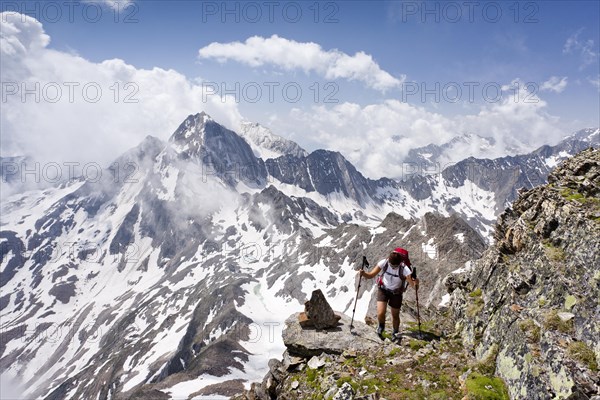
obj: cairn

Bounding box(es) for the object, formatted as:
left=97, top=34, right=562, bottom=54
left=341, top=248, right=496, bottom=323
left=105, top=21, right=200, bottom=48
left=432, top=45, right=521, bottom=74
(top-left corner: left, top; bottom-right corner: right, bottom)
left=298, top=289, right=341, bottom=329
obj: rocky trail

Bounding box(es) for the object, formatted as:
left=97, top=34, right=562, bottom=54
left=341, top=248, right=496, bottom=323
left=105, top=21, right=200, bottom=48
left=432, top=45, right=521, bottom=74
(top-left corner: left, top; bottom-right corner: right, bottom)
left=234, top=293, right=509, bottom=400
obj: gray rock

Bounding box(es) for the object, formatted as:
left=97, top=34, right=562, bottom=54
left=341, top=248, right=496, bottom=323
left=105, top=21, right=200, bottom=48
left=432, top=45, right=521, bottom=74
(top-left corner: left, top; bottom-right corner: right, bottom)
left=342, top=349, right=357, bottom=358
left=557, top=312, right=575, bottom=322
left=283, top=313, right=381, bottom=357
left=333, top=382, right=355, bottom=400
left=307, top=356, right=325, bottom=370
left=325, top=386, right=338, bottom=399
left=282, top=351, right=305, bottom=371
left=304, top=289, right=339, bottom=330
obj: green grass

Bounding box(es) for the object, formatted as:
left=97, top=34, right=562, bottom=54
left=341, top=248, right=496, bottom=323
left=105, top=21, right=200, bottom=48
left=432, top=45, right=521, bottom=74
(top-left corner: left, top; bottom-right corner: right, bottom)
left=376, top=357, right=387, bottom=367
left=543, top=310, right=573, bottom=334
left=407, top=320, right=433, bottom=332
left=468, top=298, right=485, bottom=318
left=361, top=377, right=384, bottom=394
left=475, top=344, right=499, bottom=376
left=408, top=339, right=428, bottom=351
left=519, top=319, right=541, bottom=343
left=567, top=341, right=598, bottom=371
left=560, top=188, right=586, bottom=202
left=467, top=288, right=485, bottom=317
left=389, top=347, right=401, bottom=357
left=465, top=373, right=510, bottom=400
left=543, top=241, right=566, bottom=262
left=306, top=367, right=319, bottom=382
left=560, top=188, right=600, bottom=208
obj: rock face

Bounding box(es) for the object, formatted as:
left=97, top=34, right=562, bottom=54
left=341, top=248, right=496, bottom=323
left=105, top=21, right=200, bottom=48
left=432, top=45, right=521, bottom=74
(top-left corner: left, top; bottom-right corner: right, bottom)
left=283, top=313, right=381, bottom=358
left=449, top=148, right=600, bottom=399
left=304, top=289, right=339, bottom=329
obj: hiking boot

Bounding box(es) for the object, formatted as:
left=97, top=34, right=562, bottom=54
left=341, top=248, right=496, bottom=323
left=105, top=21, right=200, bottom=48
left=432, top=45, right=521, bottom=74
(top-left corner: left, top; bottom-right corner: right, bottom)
left=376, top=324, right=385, bottom=340
left=392, top=330, right=402, bottom=343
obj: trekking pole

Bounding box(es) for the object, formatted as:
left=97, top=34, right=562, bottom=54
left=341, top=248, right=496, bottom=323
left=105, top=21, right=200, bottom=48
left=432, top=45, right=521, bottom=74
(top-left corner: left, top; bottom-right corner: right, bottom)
left=412, top=266, right=423, bottom=339
left=350, top=256, right=369, bottom=330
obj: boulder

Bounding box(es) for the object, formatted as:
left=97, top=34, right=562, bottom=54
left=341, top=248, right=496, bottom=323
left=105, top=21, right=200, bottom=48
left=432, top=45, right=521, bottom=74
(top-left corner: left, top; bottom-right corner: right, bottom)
left=283, top=313, right=381, bottom=357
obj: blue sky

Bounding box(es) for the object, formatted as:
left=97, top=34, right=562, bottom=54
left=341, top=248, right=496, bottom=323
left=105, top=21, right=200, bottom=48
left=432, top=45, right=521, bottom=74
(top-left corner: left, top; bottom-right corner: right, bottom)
left=1, top=0, right=599, bottom=177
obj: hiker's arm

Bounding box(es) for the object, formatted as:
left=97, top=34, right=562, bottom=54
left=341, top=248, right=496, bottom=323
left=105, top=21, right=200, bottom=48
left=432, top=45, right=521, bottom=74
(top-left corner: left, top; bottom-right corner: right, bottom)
left=407, top=275, right=419, bottom=290
left=359, top=266, right=381, bottom=279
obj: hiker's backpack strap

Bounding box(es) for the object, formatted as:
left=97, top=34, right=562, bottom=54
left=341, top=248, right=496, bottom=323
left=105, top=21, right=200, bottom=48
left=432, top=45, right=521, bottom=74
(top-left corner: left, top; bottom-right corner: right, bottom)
left=403, top=264, right=413, bottom=291
left=376, top=260, right=388, bottom=289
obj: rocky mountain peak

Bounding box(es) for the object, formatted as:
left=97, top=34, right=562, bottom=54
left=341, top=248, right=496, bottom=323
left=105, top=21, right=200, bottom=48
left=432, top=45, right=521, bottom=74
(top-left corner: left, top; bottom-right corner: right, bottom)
left=168, top=112, right=268, bottom=186
left=235, top=284, right=503, bottom=400
left=169, top=112, right=212, bottom=144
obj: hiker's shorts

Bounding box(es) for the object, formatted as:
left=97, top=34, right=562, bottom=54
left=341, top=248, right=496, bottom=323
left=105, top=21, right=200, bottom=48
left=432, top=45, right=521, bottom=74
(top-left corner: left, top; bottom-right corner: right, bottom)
left=377, top=287, right=403, bottom=309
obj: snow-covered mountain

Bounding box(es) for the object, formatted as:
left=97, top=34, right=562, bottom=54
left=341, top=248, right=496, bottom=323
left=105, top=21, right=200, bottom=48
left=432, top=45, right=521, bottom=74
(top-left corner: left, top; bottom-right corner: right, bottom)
left=402, top=129, right=599, bottom=175
left=0, top=114, right=597, bottom=399
left=402, top=132, right=497, bottom=171
left=239, top=121, right=308, bottom=160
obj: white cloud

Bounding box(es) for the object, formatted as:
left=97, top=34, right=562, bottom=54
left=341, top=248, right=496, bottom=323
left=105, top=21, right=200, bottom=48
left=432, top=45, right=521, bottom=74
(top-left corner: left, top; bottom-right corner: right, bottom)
left=563, top=29, right=599, bottom=70
left=0, top=12, right=243, bottom=167
left=540, top=76, right=568, bottom=93
left=0, top=11, right=50, bottom=55
left=272, top=80, right=564, bottom=179
left=198, top=35, right=404, bottom=92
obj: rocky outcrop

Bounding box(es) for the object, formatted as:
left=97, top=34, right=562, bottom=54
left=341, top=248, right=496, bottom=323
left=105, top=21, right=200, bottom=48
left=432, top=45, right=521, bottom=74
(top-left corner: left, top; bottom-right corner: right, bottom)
left=283, top=313, right=381, bottom=358
left=449, top=147, right=600, bottom=399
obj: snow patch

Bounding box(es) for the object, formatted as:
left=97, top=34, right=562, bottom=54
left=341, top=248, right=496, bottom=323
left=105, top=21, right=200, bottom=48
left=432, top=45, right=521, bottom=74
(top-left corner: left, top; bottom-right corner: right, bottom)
left=454, top=233, right=465, bottom=243
left=422, top=238, right=437, bottom=259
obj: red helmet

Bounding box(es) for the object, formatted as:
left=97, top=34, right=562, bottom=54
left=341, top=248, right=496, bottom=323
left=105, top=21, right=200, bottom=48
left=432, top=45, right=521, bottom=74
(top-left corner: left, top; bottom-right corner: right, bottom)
left=392, top=247, right=411, bottom=266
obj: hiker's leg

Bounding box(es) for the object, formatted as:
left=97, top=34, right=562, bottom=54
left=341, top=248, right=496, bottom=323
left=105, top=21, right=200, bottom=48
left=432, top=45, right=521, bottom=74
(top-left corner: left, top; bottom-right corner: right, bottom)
left=377, top=301, right=387, bottom=325
left=391, top=307, right=400, bottom=332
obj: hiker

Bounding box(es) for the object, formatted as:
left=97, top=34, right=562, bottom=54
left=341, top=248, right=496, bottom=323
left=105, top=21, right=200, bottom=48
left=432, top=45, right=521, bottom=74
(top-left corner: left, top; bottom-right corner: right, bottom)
left=358, top=247, right=419, bottom=341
